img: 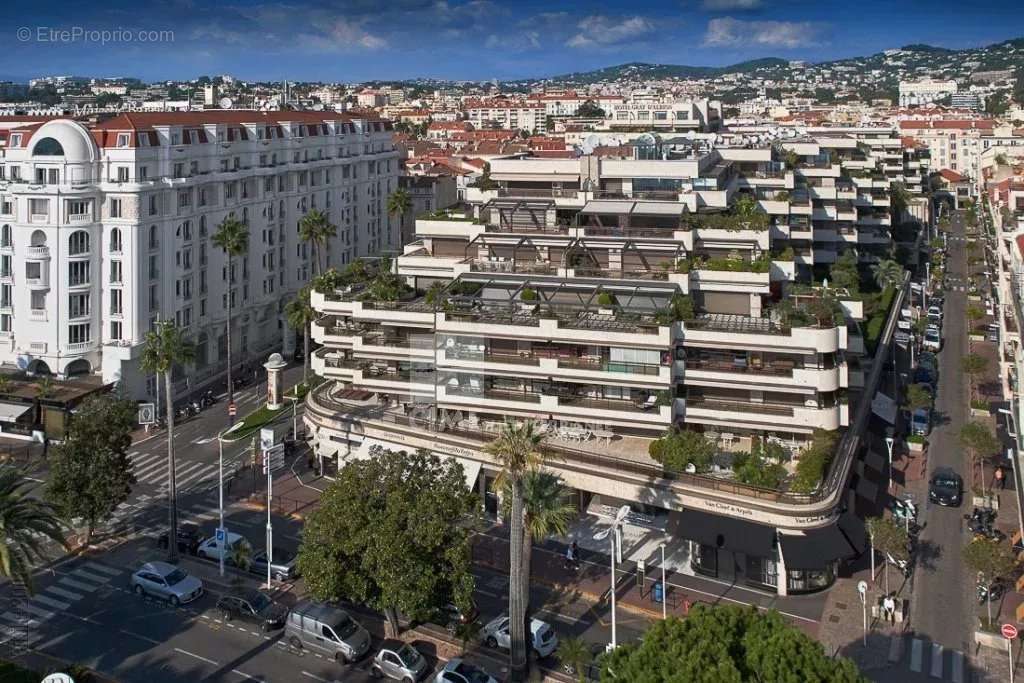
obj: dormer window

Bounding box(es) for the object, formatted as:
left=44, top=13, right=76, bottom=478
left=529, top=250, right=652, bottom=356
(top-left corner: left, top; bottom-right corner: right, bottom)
left=116, top=134, right=130, bottom=148
left=9, top=134, right=21, bottom=148
left=171, top=131, right=181, bottom=145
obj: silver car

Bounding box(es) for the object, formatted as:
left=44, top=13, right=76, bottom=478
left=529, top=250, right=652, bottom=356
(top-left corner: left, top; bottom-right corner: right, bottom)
left=130, top=561, right=204, bottom=606
left=371, top=640, right=430, bottom=681
left=433, top=658, right=497, bottom=683
left=250, top=547, right=298, bottom=582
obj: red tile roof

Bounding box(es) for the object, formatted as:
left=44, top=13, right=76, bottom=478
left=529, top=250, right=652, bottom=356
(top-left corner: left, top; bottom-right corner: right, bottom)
left=939, top=168, right=965, bottom=182
left=898, top=119, right=995, bottom=131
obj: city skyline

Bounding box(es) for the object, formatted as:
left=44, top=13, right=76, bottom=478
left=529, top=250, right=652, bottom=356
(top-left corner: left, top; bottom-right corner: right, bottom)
left=4, top=0, right=1024, bottom=82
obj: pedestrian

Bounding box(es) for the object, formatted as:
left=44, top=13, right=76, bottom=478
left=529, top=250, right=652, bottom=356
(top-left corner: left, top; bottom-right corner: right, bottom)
left=564, top=540, right=579, bottom=570
left=882, top=594, right=896, bottom=626
left=996, top=466, right=1006, bottom=490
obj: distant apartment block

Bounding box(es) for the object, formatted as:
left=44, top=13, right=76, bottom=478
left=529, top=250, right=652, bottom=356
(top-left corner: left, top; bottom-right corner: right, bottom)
left=898, top=79, right=958, bottom=107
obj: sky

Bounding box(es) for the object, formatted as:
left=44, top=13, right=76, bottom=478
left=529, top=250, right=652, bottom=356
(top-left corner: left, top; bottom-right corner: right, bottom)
left=3, top=0, right=1024, bottom=83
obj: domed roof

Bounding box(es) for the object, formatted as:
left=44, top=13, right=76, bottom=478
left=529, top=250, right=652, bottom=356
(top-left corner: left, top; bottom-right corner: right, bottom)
left=30, top=120, right=99, bottom=163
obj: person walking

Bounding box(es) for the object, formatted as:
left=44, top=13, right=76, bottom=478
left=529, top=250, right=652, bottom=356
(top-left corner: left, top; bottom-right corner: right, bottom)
left=564, top=540, right=579, bottom=570
left=995, top=465, right=1006, bottom=490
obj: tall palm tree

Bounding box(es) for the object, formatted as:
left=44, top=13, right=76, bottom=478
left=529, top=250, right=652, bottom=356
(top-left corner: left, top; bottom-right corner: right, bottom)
left=871, top=259, right=904, bottom=290
left=140, top=321, right=195, bottom=563
left=504, top=470, right=575, bottom=631
left=298, top=209, right=337, bottom=276
left=285, top=286, right=315, bottom=389
left=386, top=188, right=412, bottom=238
left=0, top=465, right=66, bottom=593
left=484, top=422, right=545, bottom=682
left=211, top=216, right=249, bottom=409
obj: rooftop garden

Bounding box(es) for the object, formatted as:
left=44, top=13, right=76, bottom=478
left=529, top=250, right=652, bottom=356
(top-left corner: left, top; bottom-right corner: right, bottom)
left=314, top=257, right=415, bottom=302
left=681, top=195, right=770, bottom=232
left=675, top=251, right=773, bottom=274
left=417, top=208, right=482, bottom=223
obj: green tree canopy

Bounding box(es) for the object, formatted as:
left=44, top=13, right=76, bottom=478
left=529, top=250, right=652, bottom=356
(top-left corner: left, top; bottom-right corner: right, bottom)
left=599, top=605, right=865, bottom=683
left=790, top=430, right=840, bottom=493
left=828, top=251, right=861, bottom=293
left=576, top=100, right=606, bottom=118
left=46, top=394, right=137, bottom=545
left=297, top=447, right=477, bottom=636
left=0, top=466, right=66, bottom=591
left=964, top=536, right=1018, bottom=587
left=903, top=384, right=933, bottom=413
left=649, top=428, right=716, bottom=474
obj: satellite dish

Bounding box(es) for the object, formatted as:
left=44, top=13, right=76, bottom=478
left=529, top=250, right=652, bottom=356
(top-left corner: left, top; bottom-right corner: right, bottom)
left=219, top=97, right=233, bottom=109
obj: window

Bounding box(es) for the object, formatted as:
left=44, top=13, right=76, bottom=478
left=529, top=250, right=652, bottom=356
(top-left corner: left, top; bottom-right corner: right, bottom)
left=68, top=323, right=91, bottom=344
left=68, top=293, right=90, bottom=318
left=68, top=200, right=90, bottom=218
left=149, top=284, right=158, bottom=311
left=29, top=198, right=49, bottom=218
left=30, top=291, right=45, bottom=311
left=0, top=225, right=10, bottom=248
left=109, top=228, right=122, bottom=252
left=149, top=195, right=159, bottom=216
left=68, top=231, right=90, bottom=255
left=32, top=137, right=63, bottom=155
left=117, top=167, right=129, bottom=182
left=69, top=261, right=90, bottom=286
left=116, top=134, right=130, bottom=148
left=110, top=320, right=123, bottom=340
left=174, top=163, right=185, bottom=178
left=110, top=260, right=123, bottom=283
left=110, top=199, right=122, bottom=218
left=110, top=289, right=123, bottom=315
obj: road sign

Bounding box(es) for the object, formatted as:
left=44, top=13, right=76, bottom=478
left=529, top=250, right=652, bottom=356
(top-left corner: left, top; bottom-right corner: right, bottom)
left=262, top=443, right=286, bottom=474
left=1003, top=624, right=1018, bottom=640
left=228, top=401, right=237, bottom=416
left=215, top=527, right=225, bottom=542
left=137, top=402, right=156, bottom=425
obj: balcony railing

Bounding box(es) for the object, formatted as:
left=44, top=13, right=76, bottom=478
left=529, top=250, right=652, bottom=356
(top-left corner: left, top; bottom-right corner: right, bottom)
left=446, top=350, right=542, bottom=366
left=558, top=357, right=664, bottom=376
left=497, top=188, right=579, bottom=199
left=686, top=397, right=796, bottom=416
left=446, top=386, right=543, bottom=404
left=686, top=359, right=795, bottom=376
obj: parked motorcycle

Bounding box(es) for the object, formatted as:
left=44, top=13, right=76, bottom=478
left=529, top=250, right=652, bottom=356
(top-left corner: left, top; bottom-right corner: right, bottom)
left=978, top=580, right=1005, bottom=605
left=200, top=390, right=217, bottom=408
left=886, top=551, right=912, bottom=578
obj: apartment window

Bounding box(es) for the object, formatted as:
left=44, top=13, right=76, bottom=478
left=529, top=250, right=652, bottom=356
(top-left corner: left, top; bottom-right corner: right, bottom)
left=69, top=261, right=90, bottom=286
left=200, top=298, right=207, bottom=317
left=1, top=285, right=11, bottom=308
left=117, top=167, right=129, bottom=182
left=110, top=198, right=123, bottom=218
left=24, top=260, right=38, bottom=281
left=116, top=133, right=130, bottom=148
left=110, top=320, right=123, bottom=340
left=30, top=291, right=45, bottom=311
left=174, top=163, right=185, bottom=178
left=9, top=134, right=21, bottom=147
left=0, top=225, right=10, bottom=248
left=110, top=260, right=123, bottom=283
left=140, top=166, right=148, bottom=180
left=149, top=284, right=158, bottom=311
left=198, top=188, right=207, bottom=207
left=654, top=111, right=668, bottom=121
left=68, top=293, right=90, bottom=318
left=171, top=132, right=181, bottom=145
left=178, top=190, right=191, bottom=208
left=149, top=195, right=159, bottom=216
left=68, top=200, right=90, bottom=218
left=68, top=323, right=91, bottom=344
left=109, top=228, right=122, bottom=253
left=0, top=315, right=10, bottom=332
left=29, top=198, right=49, bottom=218
left=68, top=230, right=90, bottom=255
left=0, top=198, right=11, bottom=215
left=110, top=289, right=123, bottom=315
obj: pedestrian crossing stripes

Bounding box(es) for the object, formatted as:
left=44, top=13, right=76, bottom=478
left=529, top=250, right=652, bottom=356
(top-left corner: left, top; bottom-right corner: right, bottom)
left=129, top=450, right=243, bottom=493
left=903, top=637, right=964, bottom=681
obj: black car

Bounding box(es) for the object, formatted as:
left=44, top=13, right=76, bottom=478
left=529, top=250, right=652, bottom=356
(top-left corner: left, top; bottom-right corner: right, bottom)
left=929, top=468, right=963, bottom=507
left=913, top=366, right=937, bottom=390
left=156, top=523, right=203, bottom=555
left=216, top=590, right=289, bottom=632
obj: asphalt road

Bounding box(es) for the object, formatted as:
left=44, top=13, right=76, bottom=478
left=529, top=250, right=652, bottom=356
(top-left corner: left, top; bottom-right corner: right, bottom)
left=908, top=210, right=975, bottom=653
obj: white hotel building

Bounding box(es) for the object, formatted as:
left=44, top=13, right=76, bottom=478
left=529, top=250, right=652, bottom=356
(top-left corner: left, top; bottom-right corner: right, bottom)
left=0, top=111, right=399, bottom=399
left=304, top=129, right=919, bottom=595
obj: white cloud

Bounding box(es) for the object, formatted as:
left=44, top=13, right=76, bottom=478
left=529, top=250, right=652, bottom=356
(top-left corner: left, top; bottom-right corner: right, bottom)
left=703, top=17, right=823, bottom=48
left=701, top=0, right=762, bottom=9
left=568, top=15, right=654, bottom=49
left=325, top=18, right=387, bottom=49
left=486, top=32, right=541, bottom=51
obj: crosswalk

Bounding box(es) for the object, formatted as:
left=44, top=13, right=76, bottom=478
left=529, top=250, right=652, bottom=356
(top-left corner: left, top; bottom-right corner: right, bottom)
left=895, top=636, right=965, bottom=681
left=101, top=489, right=236, bottom=542
left=129, top=449, right=247, bottom=494
left=0, top=561, right=124, bottom=651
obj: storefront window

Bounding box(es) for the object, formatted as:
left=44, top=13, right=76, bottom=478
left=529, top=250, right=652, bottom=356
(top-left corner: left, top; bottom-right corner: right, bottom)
left=693, top=544, right=718, bottom=577
left=745, top=555, right=778, bottom=590
left=787, top=562, right=837, bottom=593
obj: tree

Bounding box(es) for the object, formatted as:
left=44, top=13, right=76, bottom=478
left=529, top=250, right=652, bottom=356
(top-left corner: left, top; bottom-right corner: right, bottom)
left=962, top=353, right=989, bottom=401
left=871, top=259, right=904, bottom=290
left=386, top=188, right=412, bottom=235
left=475, top=162, right=498, bottom=191
left=298, top=209, right=337, bottom=276
left=790, top=430, right=839, bottom=494
left=503, top=470, right=574, bottom=633
left=297, top=447, right=477, bottom=639
left=558, top=636, right=592, bottom=683
left=961, top=421, right=1001, bottom=496
left=140, top=321, right=195, bottom=562
left=285, top=286, right=316, bottom=388
left=211, top=215, right=249, bottom=408
left=599, top=605, right=865, bottom=683
left=890, top=182, right=911, bottom=222
left=484, top=422, right=545, bottom=681
left=0, top=466, right=66, bottom=593
left=649, top=428, right=716, bottom=474
left=46, top=395, right=136, bottom=546
left=903, top=384, right=932, bottom=413
left=963, top=536, right=1018, bottom=626
left=576, top=100, right=606, bottom=118
left=987, top=91, right=1009, bottom=117
left=865, top=517, right=910, bottom=594
left=733, top=438, right=789, bottom=489
left=828, top=250, right=861, bottom=293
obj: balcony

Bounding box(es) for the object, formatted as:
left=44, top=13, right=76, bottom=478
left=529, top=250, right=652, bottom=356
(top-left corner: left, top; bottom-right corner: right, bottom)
left=684, top=358, right=841, bottom=392
left=683, top=314, right=846, bottom=353
left=25, top=245, right=50, bottom=260
left=65, top=341, right=92, bottom=354
left=685, top=397, right=841, bottom=432
left=497, top=188, right=579, bottom=200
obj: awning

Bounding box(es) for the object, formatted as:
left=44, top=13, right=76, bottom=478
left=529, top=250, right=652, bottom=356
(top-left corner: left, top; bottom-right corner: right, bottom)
left=668, top=508, right=776, bottom=557
left=350, top=437, right=481, bottom=489
left=837, top=511, right=867, bottom=553
left=0, top=402, right=31, bottom=423
left=871, top=392, right=898, bottom=425
left=780, top=515, right=862, bottom=570
left=580, top=200, right=635, bottom=215
left=631, top=201, right=684, bottom=216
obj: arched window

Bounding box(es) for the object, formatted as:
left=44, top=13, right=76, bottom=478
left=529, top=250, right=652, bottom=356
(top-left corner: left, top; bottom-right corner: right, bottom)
left=68, top=230, right=90, bottom=256
left=1, top=225, right=10, bottom=249
left=109, top=228, right=122, bottom=253
left=32, top=137, right=65, bottom=156
left=30, top=229, right=46, bottom=247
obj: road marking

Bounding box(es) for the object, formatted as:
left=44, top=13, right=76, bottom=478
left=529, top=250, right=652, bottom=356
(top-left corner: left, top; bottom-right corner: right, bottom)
left=930, top=643, right=943, bottom=678
left=18, top=603, right=55, bottom=620
left=910, top=638, right=923, bottom=672
left=58, top=576, right=99, bottom=592
left=69, top=567, right=111, bottom=584
left=950, top=650, right=964, bottom=683
left=83, top=562, right=122, bottom=577
left=0, top=612, right=39, bottom=627
left=231, top=669, right=263, bottom=681
left=31, top=594, right=70, bottom=610
left=174, top=647, right=219, bottom=666
left=44, top=586, right=82, bottom=601
left=301, top=672, right=329, bottom=682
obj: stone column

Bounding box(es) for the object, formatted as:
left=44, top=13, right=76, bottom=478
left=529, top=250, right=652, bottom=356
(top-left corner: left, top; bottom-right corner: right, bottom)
left=264, top=352, right=287, bottom=410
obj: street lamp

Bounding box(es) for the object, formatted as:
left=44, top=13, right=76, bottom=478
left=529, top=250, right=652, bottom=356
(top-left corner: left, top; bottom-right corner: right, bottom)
left=594, top=505, right=630, bottom=651
left=216, top=426, right=230, bottom=578
left=884, top=435, right=895, bottom=493
left=659, top=542, right=667, bottom=620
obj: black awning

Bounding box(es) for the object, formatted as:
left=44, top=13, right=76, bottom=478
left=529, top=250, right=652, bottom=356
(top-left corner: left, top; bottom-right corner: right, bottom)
left=781, top=515, right=862, bottom=570
left=838, top=511, right=867, bottom=553
left=669, top=508, right=776, bottom=558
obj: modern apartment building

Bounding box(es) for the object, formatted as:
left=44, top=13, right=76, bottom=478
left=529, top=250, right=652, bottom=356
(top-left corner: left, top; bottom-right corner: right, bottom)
left=898, top=119, right=995, bottom=177
left=898, top=79, right=958, bottom=108
left=463, top=100, right=546, bottom=135
left=0, top=110, right=399, bottom=400
left=304, top=130, right=916, bottom=595
left=600, top=98, right=722, bottom=133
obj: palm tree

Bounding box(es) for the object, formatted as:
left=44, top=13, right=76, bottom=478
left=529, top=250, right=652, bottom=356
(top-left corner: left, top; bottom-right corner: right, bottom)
left=386, top=188, right=412, bottom=237
left=0, top=465, right=66, bottom=593
left=140, top=321, right=195, bottom=563
left=483, top=422, right=545, bottom=682
left=285, top=286, right=315, bottom=389
left=504, top=470, right=575, bottom=630
left=558, top=636, right=593, bottom=683
left=871, top=259, right=904, bottom=290
left=211, top=216, right=249, bottom=409
left=890, top=182, right=911, bottom=222
left=298, top=209, right=337, bottom=276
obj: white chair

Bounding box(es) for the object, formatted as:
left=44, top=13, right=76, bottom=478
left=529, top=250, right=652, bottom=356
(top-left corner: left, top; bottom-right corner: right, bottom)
left=643, top=395, right=658, bottom=410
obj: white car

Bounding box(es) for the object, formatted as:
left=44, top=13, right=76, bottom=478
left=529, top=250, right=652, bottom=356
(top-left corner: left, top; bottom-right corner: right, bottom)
left=197, top=531, right=248, bottom=562
left=927, top=305, right=943, bottom=319
left=433, top=658, right=498, bottom=683
left=923, top=326, right=942, bottom=351
left=481, top=615, right=558, bottom=659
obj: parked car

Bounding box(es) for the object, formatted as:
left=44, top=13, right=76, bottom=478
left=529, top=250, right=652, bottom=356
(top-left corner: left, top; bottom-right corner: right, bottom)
left=285, top=600, right=371, bottom=663
left=911, top=408, right=931, bottom=436
left=927, top=305, right=943, bottom=321
left=130, top=561, right=203, bottom=606
left=249, top=547, right=299, bottom=582
left=917, top=352, right=939, bottom=374
left=370, top=640, right=430, bottom=681
left=437, top=599, right=480, bottom=633
left=156, top=523, right=202, bottom=556
left=929, top=468, right=963, bottom=507
left=197, top=531, right=248, bottom=563
left=481, top=615, right=558, bottom=659
left=913, top=366, right=937, bottom=390
left=433, top=658, right=498, bottom=683
left=216, top=589, right=289, bottom=632
left=923, top=326, right=942, bottom=351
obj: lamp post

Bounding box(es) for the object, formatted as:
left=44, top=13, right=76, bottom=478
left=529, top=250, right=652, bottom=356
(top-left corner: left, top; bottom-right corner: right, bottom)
left=884, top=436, right=895, bottom=493
left=594, top=505, right=630, bottom=651
left=216, top=427, right=229, bottom=578
left=659, top=542, right=667, bottom=620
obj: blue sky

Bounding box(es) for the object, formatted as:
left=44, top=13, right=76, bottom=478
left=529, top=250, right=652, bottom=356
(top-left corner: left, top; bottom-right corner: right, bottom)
left=4, top=0, right=1024, bottom=82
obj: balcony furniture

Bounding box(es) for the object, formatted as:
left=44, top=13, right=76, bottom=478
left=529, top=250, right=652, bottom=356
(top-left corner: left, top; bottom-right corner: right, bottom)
left=642, top=395, right=658, bottom=411
left=593, top=429, right=615, bottom=445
